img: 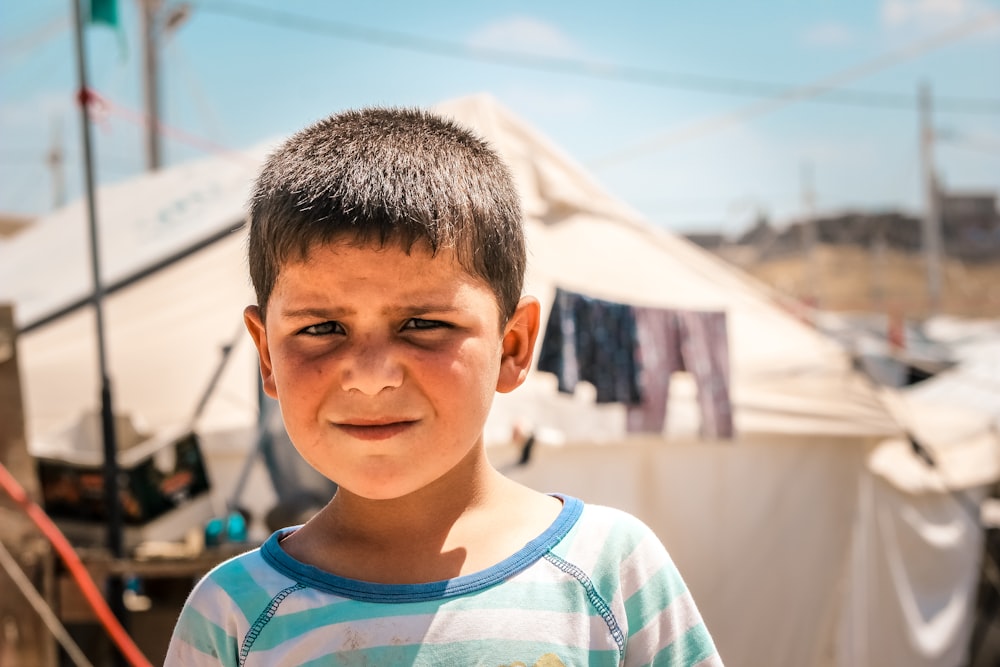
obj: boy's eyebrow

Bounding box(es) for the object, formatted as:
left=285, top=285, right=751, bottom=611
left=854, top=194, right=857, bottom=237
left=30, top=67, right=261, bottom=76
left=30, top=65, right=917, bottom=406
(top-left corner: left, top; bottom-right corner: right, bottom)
left=279, top=307, right=349, bottom=320
left=399, top=302, right=463, bottom=314
left=277, top=303, right=464, bottom=319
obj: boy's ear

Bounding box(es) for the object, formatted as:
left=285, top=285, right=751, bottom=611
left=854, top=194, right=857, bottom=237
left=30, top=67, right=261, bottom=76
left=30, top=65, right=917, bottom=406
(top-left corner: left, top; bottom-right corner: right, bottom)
left=496, top=296, right=541, bottom=394
left=244, top=305, right=278, bottom=399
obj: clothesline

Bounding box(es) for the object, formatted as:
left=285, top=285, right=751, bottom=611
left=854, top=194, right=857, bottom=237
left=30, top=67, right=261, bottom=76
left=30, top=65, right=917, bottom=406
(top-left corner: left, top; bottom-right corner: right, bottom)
left=535, top=286, right=734, bottom=440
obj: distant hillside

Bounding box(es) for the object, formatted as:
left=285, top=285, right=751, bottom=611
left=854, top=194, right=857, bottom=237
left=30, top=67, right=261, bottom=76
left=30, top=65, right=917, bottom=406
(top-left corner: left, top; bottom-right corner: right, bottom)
left=683, top=194, right=1000, bottom=319
left=720, top=194, right=1000, bottom=265
left=716, top=243, right=1000, bottom=319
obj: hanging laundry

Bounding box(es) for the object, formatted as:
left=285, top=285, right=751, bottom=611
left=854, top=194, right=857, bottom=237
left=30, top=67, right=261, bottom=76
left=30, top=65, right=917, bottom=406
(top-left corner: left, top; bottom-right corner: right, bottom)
left=626, top=308, right=734, bottom=439
left=625, top=307, right=682, bottom=433
left=536, top=287, right=642, bottom=404
left=677, top=310, right=733, bottom=439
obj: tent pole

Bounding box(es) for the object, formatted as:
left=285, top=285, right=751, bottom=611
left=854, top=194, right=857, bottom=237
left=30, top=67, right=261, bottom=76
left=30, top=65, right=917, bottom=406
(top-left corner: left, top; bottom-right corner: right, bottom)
left=69, top=0, right=128, bottom=641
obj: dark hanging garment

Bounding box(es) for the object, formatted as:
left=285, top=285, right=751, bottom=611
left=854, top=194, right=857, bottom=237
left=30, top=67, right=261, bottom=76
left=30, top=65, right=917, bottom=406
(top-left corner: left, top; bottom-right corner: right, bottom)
left=537, top=287, right=643, bottom=405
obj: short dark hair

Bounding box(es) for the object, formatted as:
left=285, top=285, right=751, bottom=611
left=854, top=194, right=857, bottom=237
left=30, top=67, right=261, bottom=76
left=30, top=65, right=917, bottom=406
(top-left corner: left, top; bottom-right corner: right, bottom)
left=247, top=106, right=525, bottom=323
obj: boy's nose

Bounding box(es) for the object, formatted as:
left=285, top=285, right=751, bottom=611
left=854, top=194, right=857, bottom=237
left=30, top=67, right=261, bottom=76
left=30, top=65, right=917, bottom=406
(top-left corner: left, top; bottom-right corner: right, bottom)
left=339, top=338, right=404, bottom=396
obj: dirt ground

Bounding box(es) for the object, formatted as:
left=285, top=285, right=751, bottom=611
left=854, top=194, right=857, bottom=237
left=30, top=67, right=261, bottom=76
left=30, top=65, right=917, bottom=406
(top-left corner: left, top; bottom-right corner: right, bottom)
left=722, top=244, right=1000, bottom=319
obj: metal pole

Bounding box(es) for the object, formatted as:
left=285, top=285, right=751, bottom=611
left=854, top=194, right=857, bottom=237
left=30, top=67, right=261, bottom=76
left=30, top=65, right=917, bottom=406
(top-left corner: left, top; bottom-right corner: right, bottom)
left=870, top=228, right=887, bottom=313
left=800, top=160, right=820, bottom=309
left=919, top=82, right=943, bottom=317
left=69, top=0, right=128, bottom=638
left=141, top=0, right=162, bottom=170
left=46, top=116, right=67, bottom=210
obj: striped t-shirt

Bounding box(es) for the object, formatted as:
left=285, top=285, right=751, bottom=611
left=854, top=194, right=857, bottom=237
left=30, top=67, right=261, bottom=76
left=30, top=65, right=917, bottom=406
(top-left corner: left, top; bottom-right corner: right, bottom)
left=165, top=495, right=722, bottom=666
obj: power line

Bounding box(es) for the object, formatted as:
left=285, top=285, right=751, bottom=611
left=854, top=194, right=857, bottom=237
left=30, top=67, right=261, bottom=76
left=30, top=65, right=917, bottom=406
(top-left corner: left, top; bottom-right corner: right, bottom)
left=589, top=11, right=1000, bottom=169
left=0, top=13, right=69, bottom=65
left=190, top=0, right=1000, bottom=116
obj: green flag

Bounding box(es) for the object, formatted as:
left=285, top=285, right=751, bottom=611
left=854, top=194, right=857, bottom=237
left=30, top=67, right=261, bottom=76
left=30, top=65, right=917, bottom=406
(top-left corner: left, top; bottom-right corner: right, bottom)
left=89, top=0, right=119, bottom=28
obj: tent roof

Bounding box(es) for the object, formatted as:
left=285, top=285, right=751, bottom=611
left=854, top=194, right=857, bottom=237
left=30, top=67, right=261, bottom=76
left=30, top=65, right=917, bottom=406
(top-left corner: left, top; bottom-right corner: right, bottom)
left=874, top=317, right=1000, bottom=492
left=806, top=311, right=1000, bottom=491
left=0, top=142, right=274, bottom=331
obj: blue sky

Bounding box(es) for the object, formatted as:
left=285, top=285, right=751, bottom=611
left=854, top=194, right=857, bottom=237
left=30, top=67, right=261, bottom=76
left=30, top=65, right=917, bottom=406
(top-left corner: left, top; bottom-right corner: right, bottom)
left=2, top=0, right=998, bottom=234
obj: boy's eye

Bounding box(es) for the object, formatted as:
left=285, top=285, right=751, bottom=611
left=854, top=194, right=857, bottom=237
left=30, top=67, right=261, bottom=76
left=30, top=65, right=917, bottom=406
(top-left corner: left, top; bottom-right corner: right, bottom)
left=299, top=321, right=344, bottom=336
left=402, top=318, right=448, bottom=331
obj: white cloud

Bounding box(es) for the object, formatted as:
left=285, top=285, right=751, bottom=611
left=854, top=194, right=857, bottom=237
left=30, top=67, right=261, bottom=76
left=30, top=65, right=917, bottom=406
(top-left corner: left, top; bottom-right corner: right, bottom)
left=880, top=0, right=1000, bottom=42
left=802, top=21, right=854, bottom=47
left=466, top=16, right=583, bottom=58
left=881, top=0, right=982, bottom=27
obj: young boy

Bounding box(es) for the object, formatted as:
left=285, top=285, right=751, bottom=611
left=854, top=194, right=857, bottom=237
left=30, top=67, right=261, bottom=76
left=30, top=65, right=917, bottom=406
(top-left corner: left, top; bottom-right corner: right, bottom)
left=165, top=107, right=722, bottom=666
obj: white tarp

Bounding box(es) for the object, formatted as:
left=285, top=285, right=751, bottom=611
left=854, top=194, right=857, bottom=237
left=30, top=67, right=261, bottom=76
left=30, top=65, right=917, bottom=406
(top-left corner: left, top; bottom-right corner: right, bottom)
left=841, top=317, right=1000, bottom=667
left=835, top=471, right=987, bottom=667
left=871, top=388, right=1000, bottom=494
left=810, top=311, right=1000, bottom=493
left=916, top=316, right=1000, bottom=433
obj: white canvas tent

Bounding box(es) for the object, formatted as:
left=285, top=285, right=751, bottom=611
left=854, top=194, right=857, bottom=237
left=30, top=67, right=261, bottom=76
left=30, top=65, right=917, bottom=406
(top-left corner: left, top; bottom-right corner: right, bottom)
left=0, top=142, right=277, bottom=540
left=0, top=144, right=272, bottom=438
left=804, top=312, right=1000, bottom=666
left=2, top=93, right=996, bottom=666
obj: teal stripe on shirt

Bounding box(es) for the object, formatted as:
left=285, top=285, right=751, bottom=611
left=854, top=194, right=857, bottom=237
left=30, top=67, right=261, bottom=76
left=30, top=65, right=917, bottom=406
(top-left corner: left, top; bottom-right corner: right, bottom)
left=175, top=606, right=240, bottom=667
left=241, top=578, right=605, bottom=654
left=583, top=510, right=652, bottom=595
left=290, top=637, right=620, bottom=667
left=210, top=556, right=281, bottom=621
left=248, top=575, right=597, bottom=643
left=624, top=560, right=689, bottom=632
left=648, top=622, right=718, bottom=667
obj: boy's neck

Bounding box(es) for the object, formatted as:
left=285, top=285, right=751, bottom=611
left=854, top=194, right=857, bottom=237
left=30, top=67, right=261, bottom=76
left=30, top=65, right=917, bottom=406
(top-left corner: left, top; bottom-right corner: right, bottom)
left=279, top=449, right=562, bottom=584
left=324, top=452, right=501, bottom=545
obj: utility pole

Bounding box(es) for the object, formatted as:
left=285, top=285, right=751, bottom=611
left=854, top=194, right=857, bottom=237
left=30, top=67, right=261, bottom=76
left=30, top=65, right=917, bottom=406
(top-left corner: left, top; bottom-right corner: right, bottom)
left=870, top=226, right=888, bottom=313
left=141, top=0, right=163, bottom=170
left=45, top=117, right=66, bottom=210
left=69, top=0, right=128, bottom=652
left=919, top=81, right=944, bottom=317
left=800, top=161, right=820, bottom=310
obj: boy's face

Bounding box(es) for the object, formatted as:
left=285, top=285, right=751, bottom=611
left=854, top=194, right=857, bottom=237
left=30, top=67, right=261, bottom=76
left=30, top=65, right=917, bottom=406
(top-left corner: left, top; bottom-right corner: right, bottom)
left=244, top=240, right=539, bottom=501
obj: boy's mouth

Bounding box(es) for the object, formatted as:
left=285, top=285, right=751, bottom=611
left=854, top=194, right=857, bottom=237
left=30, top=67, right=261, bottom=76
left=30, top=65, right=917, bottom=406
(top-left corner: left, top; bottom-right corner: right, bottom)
left=333, top=420, right=418, bottom=441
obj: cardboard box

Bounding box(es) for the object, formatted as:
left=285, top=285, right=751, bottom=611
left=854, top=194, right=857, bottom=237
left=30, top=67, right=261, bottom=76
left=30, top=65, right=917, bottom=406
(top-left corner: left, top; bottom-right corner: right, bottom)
left=32, top=414, right=213, bottom=548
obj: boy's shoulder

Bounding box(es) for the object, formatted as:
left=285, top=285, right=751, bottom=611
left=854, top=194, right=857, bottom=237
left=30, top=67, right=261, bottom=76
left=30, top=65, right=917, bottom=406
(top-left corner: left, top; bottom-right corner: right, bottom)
left=558, top=499, right=671, bottom=567
left=192, top=533, right=299, bottom=601
left=578, top=500, right=650, bottom=524
left=576, top=500, right=661, bottom=541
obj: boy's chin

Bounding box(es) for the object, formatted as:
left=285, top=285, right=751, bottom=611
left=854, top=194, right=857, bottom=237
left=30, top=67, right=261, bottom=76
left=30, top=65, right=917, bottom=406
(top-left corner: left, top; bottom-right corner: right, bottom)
left=333, top=471, right=469, bottom=505
left=333, top=480, right=430, bottom=504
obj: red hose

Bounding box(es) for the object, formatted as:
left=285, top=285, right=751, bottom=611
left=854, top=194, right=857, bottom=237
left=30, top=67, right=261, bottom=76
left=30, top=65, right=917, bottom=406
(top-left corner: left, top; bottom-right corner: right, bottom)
left=0, top=460, right=153, bottom=667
